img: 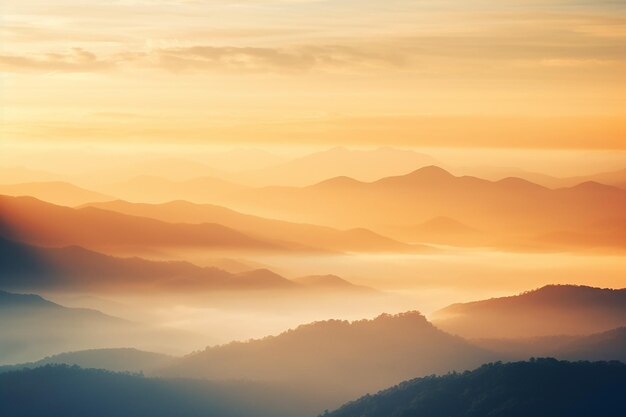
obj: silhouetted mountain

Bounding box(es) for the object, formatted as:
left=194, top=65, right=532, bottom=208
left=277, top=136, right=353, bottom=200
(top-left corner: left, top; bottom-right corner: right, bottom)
left=0, top=289, right=62, bottom=310
left=0, top=237, right=308, bottom=291
left=0, top=348, right=174, bottom=374
left=159, top=312, right=494, bottom=403
left=0, top=195, right=290, bottom=253
left=0, top=181, right=113, bottom=206
left=454, top=166, right=626, bottom=190
left=0, top=289, right=201, bottom=364
left=83, top=199, right=425, bottom=253
left=232, top=146, right=438, bottom=186
left=0, top=365, right=323, bottom=417
left=218, top=166, right=626, bottom=251
left=580, top=168, right=626, bottom=189
left=325, top=359, right=626, bottom=417
left=432, top=285, right=626, bottom=338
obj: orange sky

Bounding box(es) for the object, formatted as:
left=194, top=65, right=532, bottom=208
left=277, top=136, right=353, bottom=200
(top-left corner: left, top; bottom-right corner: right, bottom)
left=1, top=0, right=625, bottom=149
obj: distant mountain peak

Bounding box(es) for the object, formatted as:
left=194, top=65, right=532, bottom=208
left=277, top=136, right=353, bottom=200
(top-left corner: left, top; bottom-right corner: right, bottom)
left=495, top=176, right=546, bottom=190
left=311, top=175, right=364, bottom=188
left=409, top=165, right=454, bottom=177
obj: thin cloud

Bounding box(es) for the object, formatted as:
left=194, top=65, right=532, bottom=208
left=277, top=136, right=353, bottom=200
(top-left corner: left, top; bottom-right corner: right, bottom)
left=156, top=44, right=406, bottom=72
left=0, top=48, right=114, bottom=73
left=2, top=18, right=625, bottom=74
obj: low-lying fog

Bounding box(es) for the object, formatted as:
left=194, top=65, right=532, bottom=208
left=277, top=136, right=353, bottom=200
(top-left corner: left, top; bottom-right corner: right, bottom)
left=41, top=248, right=626, bottom=357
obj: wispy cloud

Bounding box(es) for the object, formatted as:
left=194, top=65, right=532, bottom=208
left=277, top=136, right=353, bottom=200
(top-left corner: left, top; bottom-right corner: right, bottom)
left=2, top=24, right=625, bottom=75
left=0, top=48, right=116, bottom=73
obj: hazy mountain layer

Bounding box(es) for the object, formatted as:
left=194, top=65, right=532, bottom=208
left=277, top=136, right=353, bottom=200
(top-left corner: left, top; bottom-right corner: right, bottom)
left=83, top=199, right=425, bottom=253
left=0, top=348, right=174, bottom=374
left=432, top=285, right=626, bottom=338
left=159, top=311, right=495, bottom=402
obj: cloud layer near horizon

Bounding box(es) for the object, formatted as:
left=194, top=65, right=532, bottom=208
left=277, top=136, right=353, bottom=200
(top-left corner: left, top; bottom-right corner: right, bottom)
left=2, top=0, right=625, bottom=148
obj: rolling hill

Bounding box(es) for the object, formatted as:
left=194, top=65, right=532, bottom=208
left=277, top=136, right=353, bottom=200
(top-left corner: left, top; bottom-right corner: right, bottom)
left=159, top=311, right=494, bottom=402
left=432, top=285, right=626, bottom=338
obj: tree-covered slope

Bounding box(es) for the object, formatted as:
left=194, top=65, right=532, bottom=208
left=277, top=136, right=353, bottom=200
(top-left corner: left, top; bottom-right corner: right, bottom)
left=0, top=365, right=322, bottom=417
left=325, top=359, right=626, bottom=417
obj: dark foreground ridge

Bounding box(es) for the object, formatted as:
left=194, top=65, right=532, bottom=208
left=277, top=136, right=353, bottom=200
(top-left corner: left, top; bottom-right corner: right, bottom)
left=325, top=358, right=626, bottom=417
left=0, top=364, right=320, bottom=417
left=1, top=359, right=625, bottom=417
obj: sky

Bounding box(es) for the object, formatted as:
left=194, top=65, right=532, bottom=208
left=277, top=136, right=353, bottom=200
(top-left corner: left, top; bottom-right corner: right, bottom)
left=1, top=0, right=625, bottom=149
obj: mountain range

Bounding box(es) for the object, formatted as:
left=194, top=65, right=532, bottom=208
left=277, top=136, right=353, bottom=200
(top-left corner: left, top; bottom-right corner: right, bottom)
left=1, top=284, right=625, bottom=410
left=83, top=199, right=425, bottom=253
left=5, top=162, right=625, bottom=251
left=51, top=165, right=625, bottom=251
left=0, top=195, right=290, bottom=253
left=89, top=166, right=626, bottom=248
left=0, top=236, right=369, bottom=292
left=458, top=166, right=626, bottom=190
left=1, top=194, right=426, bottom=254
left=229, top=146, right=438, bottom=186
left=228, top=166, right=626, bottom=250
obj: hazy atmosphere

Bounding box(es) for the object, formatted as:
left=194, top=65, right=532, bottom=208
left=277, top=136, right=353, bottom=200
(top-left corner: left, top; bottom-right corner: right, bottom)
left=1, top=1, right=625, bottom=417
